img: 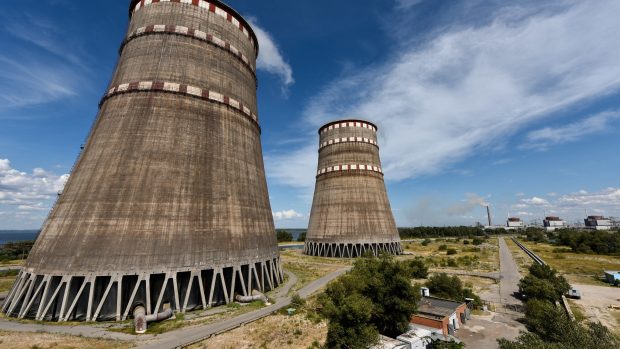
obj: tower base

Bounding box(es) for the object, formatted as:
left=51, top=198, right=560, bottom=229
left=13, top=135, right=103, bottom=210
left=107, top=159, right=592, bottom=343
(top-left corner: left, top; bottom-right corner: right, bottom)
left=2, top=256, right=283, bottom=322
left=303, top=241, right=402, bottom=258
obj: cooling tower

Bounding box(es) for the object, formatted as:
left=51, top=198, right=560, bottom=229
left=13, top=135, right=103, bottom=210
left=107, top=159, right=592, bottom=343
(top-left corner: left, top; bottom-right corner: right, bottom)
left=3, top=0, right=283, bottom=322
left=304, top=120, right=403, bottom=258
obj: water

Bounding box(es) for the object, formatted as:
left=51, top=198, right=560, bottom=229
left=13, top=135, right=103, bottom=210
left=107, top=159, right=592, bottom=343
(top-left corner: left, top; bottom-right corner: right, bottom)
left=0, top=230, right=39, bottom=245
left=282, top=228, right=306, bottom=241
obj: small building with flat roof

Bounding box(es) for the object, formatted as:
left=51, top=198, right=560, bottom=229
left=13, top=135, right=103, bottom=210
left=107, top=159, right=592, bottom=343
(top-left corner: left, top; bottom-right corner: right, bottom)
left=410, top=297, right=468, bottom=336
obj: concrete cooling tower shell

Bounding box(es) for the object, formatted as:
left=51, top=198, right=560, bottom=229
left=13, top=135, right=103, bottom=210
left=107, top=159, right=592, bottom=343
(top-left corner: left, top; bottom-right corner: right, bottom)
left=304, top=120, right=403, bottom=258
left=3, top=0, right=283, bottom=322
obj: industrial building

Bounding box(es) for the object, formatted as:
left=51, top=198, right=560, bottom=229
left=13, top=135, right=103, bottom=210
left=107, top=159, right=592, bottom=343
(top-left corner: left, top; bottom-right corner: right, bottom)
left=410, top=296, right=469, bottom=336
left=3, top=0, right=282, bottom=322
left=584, top=216, right=612, bottom=230
left=304, top=119, right=403, bottom=257
left=543, top=216, right=566, bottom=232
left=507, top=217, right=524, bottom=229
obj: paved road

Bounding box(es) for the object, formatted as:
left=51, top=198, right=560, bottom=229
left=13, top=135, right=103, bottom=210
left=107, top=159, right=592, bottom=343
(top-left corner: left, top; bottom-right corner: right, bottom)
left=0, top=267, right=350, bottom=348
left=498, top=238, right=522, bottom=311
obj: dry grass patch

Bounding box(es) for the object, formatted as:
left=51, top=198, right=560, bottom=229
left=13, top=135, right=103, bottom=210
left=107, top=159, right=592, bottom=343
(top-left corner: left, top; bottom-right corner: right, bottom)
left=402, top=238, right=499, bottom=272
left=519, top=241, right=620, bottom=282
left=281, top=250, right=349, bottom=293
left=0, top=330, right=133, bottom=349
left=189, top=313, right=326, bottom=349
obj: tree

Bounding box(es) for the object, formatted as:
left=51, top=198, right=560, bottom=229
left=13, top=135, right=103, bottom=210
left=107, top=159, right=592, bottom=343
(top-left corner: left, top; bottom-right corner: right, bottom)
left=430, top=340, right=465, bottom=348
left=276, top=230, right=293, bottom=242
left=498, top=301, right=620, bottom=349
left=297, top=231, right=307, bottom=242
left=518, top=264, right=570, bottom=303
left=425, top=273, right=481, bottom=306
left=320, top=255, right=420, bottom=347
left=405, top=259, right=429, bottom=279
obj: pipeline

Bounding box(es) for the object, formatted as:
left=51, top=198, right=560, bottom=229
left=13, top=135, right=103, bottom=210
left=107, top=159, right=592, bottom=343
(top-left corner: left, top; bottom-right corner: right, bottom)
left=235, top=290, right=268, bottom=304
left=134, top=305, right=174, bottom=334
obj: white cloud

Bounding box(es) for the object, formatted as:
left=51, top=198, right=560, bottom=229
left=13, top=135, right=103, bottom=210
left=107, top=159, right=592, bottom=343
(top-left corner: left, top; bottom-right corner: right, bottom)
left=270, top=0, right=620, bottom=186
left=556, top=187, right=620, bottom=209
left=250, top=20, right=294, bottom=90
left=522, top=196, right=550, bottom=206
left=507, top=187, right=620, bottom=222
left=0, top=159, right=69, bottom=227
left=272, top=209, right=304, bottom=220
left=522, top=110, right=620, bottom=150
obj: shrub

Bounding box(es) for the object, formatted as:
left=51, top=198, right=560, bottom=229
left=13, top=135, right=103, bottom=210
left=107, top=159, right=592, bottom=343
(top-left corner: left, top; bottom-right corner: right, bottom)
left=438, top=244, right=448, bottom=251
left=421, top=239, right=431, bottom=246
left=446, top=248, right=457, bottom=255
left=276, top=230, right=293, bottom=242
left=463, top=240, right=470, bottom=245
left=472, top=237, right=484, bottom=245
left=404, top=259, right=428, bottom=279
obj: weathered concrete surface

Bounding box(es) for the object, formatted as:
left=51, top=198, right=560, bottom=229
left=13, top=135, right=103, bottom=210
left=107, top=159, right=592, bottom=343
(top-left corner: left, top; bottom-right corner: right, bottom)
left=4, top=0, right=282, bottom=322
left=305, top=120, right=402, bottom=257
left=458, top=313, right=524, bottom=349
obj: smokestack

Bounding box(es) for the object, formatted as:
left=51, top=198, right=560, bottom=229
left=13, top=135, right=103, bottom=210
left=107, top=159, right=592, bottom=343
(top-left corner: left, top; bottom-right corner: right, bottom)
left=4, top=0, right=282, bottom=322
left=487, top=206, right=492, bottom=226
left=304, top=119, right=402, bottom=257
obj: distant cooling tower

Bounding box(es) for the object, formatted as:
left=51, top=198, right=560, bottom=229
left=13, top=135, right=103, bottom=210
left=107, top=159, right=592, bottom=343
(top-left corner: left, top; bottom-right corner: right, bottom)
left=3, top=0, right=282, bottom=322
left=304, top=120, right=403, bottom=257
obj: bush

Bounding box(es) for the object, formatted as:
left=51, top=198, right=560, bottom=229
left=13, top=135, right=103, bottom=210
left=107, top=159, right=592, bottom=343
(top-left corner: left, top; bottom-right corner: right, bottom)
left=463, top=240, right=470, bottom=245
left=499, top=298, right=620, bottom=348
left=472, top=237, right=484, bottom=245
left=291, top=293, right=306, bottom=308
left=518, top=263, right=570, bottom=303
left=446, top=248, right=457, bottom=255
left=404, top=259, right=428, bottom=279
left=399, top=226, right=484, bottom=239
left=0, top=240, right=35, bottom=261
left=425, top=273, right=481, bottom=306
left=276, top=230, right=293, bottom=242
left=421, top=239, right=431, bottom=246
left=438, top=244, right=448, bottom=251
left=447, top=259, right=458, bottom=267
left=297, top=231, right=307, bottom=242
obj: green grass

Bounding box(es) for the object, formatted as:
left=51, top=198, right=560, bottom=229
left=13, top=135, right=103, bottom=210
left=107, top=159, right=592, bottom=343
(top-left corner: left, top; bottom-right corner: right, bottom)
left=518, top=240, right=620, bottom=283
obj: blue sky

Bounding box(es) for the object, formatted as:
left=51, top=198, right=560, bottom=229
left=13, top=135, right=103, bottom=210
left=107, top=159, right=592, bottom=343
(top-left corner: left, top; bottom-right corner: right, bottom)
left=1, top=0, right=619, bottom=230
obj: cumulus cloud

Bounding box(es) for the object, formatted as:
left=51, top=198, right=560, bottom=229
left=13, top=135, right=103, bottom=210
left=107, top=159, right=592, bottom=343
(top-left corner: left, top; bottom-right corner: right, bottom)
left=0, top=159, right=69, bottom=227
left=508, top=187, right=620, bottom=222
left=270, top=0, right=620, bottom=186
left=272, top=209, right=304, bottom=220
left=522, top=110, right=620, bottom=151
left=522, top=196, right=550, bottom=206
left=250, top=20, right=294, bottom=91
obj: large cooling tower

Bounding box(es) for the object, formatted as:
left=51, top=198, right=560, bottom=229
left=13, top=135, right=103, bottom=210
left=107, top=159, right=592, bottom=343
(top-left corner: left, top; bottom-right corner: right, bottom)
left=3, top=0, right=283, bottom=322
left=304, top=120, right=403, bottom=258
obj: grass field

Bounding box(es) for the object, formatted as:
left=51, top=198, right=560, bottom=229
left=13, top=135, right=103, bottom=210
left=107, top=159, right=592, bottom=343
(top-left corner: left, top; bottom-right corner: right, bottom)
left=280, top=250, right=350, bottom=293
left=189, top=297, right=326, bottom=349
left=0, top=330, right=133, bottom=349
left=400, top=237, right=500, bottom=272
left=516, top=240, right=620, bottom=285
